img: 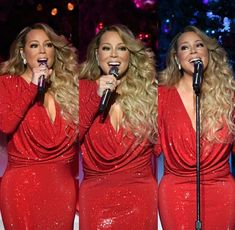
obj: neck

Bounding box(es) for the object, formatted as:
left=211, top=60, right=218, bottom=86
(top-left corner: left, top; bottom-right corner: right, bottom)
left=176, top=75, right=194, bottom=94
left=21, top=68, right=32, bottom=83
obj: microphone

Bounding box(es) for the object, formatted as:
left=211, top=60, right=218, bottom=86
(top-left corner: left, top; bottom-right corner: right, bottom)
left=99, top=65, right=119, bottom=113
left=193, top=59, right=203, bottom=95
left=37, top=59, right=47, bottom=94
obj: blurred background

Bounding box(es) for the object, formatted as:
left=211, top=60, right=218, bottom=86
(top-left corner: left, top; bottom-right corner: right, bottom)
left=0, top=0, right=234, bottom=172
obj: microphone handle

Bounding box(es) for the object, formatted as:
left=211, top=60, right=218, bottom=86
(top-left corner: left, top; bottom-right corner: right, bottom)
left=99, top=88, right=111, bottom=113
left=193, top=61, right=203, bottom=94
left=38, top=75, right=46, bottom=94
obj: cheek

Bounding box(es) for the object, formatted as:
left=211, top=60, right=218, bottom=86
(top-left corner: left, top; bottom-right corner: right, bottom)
left=122, top=53, right=129, bottom=64
left=177, top=53, right=187, bottom=63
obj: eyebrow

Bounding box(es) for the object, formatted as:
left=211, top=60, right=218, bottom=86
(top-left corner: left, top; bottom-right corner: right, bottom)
left=179, top=39, right=203, bottom=45
left=100, top=42, right=125, bottom=46
left=28, top=39, right=51, bottom=43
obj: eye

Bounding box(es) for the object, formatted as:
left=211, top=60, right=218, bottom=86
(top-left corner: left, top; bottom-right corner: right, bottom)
left=101, top=46, right=110, bottom=51
left=196, top=42, right=204, bottom=48
left=180, top=45, right=188, bottom=51
left=118, top=46, right=127, bottom=51
left=30, top=43, right=38, bottom=48
left=45, top=42, right=54, bottom=48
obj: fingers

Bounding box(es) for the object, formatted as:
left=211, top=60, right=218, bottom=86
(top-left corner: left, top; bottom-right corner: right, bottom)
left=97, top=75, right=118, bottom=97
left=31, top=66, right=52, bottom=85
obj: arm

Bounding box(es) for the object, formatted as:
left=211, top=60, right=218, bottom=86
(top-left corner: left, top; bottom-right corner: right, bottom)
left=78, top=79, right=101, bottom=141
left=0, top=76, right=37, bottom=134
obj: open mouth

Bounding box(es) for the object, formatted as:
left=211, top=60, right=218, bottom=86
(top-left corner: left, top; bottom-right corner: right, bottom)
left=108, top=61, right=120, bottom=66
left=38, top=58, right=48, bottom=63
left=189, top=58, right=201, bottom=63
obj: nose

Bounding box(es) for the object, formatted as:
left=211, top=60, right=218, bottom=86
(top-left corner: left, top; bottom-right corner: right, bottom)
left=190, top=46, right=197, bottom=54
left=39, top=45, right=46, bottom=53
left=110, top=48, right=117, bottom=57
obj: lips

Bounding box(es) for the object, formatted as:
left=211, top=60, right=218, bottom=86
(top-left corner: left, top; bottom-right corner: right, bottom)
left=189, top=57, right=201, bottom=63
left=37, top=58, right=48, bottom=65
left=108, top=61, right=120, bottom=66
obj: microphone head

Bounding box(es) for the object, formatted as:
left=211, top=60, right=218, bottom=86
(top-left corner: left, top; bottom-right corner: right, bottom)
left=194, top=59, right=203, bottom=67
left=37, top=59, right=48, bottom=66
left=109, top=65, right=119, bottom=78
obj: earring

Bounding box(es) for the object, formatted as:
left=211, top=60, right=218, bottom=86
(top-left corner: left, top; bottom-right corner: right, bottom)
left=177, top=63, right=181, bottom=70
left=95, top=50, right=100, bottom=66
left=20, top=49, right=27, bottom=65
left=23, top=58, right=27, bottom=65
left=175, top=58, right=181, bottom=70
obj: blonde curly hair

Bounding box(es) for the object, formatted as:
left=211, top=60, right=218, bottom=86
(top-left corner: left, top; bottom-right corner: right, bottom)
left=79, top=24, right=157, bottom=143
left=159, top=25, right=235, bottom=142
left=0, top=23, right=79, bottom=125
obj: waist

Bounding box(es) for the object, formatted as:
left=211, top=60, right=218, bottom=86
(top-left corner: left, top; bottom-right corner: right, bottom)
left=83, top=165, right=154, bottom=181
left=5, top=160, right=78, bottom=178
left=164, top=166, right=231, bottom=181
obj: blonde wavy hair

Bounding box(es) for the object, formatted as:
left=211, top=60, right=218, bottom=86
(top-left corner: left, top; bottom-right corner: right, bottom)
left=0, top=23, right=79, bottom=125
left=159, top=25, right=235, bottom=142
left=79, top=24, right=157, bottom=143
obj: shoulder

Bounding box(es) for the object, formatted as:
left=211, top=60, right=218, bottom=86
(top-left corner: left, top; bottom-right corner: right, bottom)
left=79, top=79, right=100, bottom=102
left=79, top=79, right=97, bottom=90
left=158, top=85, right=176, bottom=110
left=158, top=84, right=175, bottom=96
left=0, top=74, right=27, bottom=87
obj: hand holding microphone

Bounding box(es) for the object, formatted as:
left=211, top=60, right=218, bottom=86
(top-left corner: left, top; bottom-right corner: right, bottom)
left=37, top=59, right=48, bottom=94
left=99, top=66, right=119, bottom=113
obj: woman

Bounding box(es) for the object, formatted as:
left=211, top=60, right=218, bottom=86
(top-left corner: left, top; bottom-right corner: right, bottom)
left=78, top=24, right=158, bottom=229
left=157, top=25, right=235, bottom=229
left=0, top=23, right=117, bottom=229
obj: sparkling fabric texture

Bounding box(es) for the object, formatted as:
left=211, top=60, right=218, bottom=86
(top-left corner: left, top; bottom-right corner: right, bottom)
left=79, top=114, right=158, bottom=230
left=157, top=86, right=235, bottom=230
left=0, top=75, right=100, bottom=230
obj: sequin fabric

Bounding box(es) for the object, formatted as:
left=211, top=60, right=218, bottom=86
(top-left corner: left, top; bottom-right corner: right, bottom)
left=79, top=114, right=158, bottom=230
left=0, top=76, right=100, bottom=230
left=157, top=86, right=235, bottom=230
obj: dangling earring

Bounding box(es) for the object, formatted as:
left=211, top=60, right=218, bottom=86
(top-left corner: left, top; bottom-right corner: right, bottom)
left=95, top=50, right=100, bottom=66
left=20, top=49, right=27, bottom=65
left=23, top=58, right=27, bottom=65
left=177, top=62, right=181, bottom=70
left=175, top=57, right=181, bottom=70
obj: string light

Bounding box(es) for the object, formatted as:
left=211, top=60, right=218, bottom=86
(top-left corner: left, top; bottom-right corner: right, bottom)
left=95, top=22, right=104, bottom=34
left=51, top=8, right=58, bottom=16
left=36, top=3, right=43, bottom=11
left=67, top=2, right=75, bottom=11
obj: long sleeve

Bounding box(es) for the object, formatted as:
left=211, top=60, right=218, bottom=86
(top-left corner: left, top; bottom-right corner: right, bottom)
left=0, top=75, right=37, bottom=134
left=79, top=79, right=101, bottom=141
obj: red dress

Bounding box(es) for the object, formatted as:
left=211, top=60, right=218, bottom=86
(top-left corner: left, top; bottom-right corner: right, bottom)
left=0, top=75, right=100, bottom=230
left=157, top=86, right=235, bottom=230
left=79, top=115, right=158, bottom=230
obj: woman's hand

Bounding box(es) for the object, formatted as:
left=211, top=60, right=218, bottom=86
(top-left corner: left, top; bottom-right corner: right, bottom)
left=31, top=64, right=53, bottom=85
left=97, top=74, right=120, bottom=97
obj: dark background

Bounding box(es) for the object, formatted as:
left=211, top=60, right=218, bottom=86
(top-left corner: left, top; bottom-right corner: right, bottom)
left=0, top=0, right=234, bottom=175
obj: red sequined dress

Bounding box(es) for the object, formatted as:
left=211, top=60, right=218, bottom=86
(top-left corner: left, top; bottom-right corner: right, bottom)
left=157, top=86, right=235, bottom=230
left=79, top=114, right=158, bottom=230
left=0, top=75, right=100, bottom=230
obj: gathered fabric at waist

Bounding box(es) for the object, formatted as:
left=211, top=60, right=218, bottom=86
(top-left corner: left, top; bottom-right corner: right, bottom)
left=164, top=166, right=231, bottom=182
left=4, top=159, right=79, bottom=179
left=83, top=164, right=156, bottom=185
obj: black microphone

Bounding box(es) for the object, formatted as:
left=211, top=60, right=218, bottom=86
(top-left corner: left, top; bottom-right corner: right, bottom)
left=193, top=59, right=203, bottom=95
left=99, top=66, right=119, bottom=113
left=37, top=59, right=47, bottom=94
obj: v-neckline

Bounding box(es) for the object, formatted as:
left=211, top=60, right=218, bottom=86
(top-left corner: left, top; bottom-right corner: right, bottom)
left=40, top=101, right=58, bottom=126
left=105, top=114, right=123, bottom=135
left=174, top=87, right=196, bottom=133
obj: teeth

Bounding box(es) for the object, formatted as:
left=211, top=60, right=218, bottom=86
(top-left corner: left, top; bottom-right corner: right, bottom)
left=189, top=58, right=201, bottom=63
left=108, top=62, right=120, bottom=66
